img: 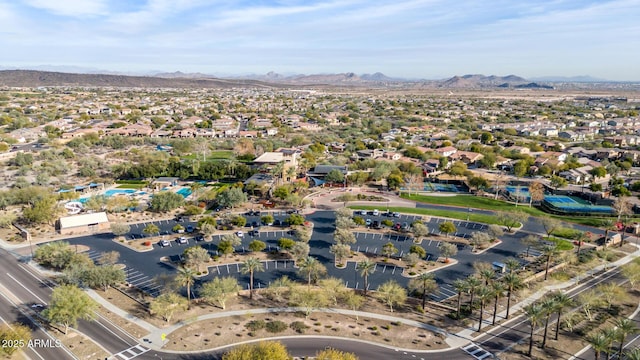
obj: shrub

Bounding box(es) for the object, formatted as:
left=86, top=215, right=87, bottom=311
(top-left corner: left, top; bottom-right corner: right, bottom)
left=245, top=320, right=266, bottom=332
left=265, top=320, right=288, bottom=333
left=143, top=241, right=151, bottom=246
left=290, top=321, right=309, bottom=334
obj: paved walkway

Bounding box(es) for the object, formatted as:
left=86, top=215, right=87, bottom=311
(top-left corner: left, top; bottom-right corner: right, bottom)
left=79, top=243, right=640, bottom=354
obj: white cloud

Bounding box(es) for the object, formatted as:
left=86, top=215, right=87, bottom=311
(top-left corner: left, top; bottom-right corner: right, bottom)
left=21, top=0, right=108, bottom=17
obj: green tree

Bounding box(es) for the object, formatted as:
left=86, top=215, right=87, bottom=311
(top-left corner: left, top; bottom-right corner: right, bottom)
left=541, top=244, right=560, bottom=281
left=22, top=195, right=59, bottom=224
left=439, top=242, right=457, bottom=262
left=216, top=187, right=247, bottom=208
left=476, top=285, right=492, bottom=332
left=318, top=277, right=346, bottom=306
left=453, top=279, right=468, bottom=318
left=330, top=243, right=351, bottom=265
left=528, top=181, right=545, bottom=207
left=539, top=217, right=561, bottom=239
left=97, top=251, right=120, bottom=266
left=110, top=222, right=131, bottom=236
left=278, top=237, right=296, bottom=250
left=409, top=244, right=426, bottom=259
left=381, top=242, right=398, bottom=258
left=222, top=341, right=291, bottom=360
left=411, top=222, right=429, bottom=240
left=34, top=241, right=75, bottom=270
left=468, top=176, right=490, bottom=191
left=496, top=211, right=527, bottom=232
left=241, top=257, right=264, bottom=300
left=149, top=191, right=185, bottom=212
left=614, top=318, right=638, bottom=358
left=142, top=223, right=160, bottom=237
left=261, top=214, right=274, bottom=225
left=149, top=292, right=188, bottom=323
left=325, top=169, right=345, bottom=184
left=470, top=232, right=491, bottom=251
left=315, top=348, right=359, bottom=360
left=290, top=287, right=328, bottom=318
left=357, top=259, right=376, bottom=296
left=183, top=246, right=210, bottom=272
left=200, top=276, right=240, bottom=309
left=231, top=215, right=247, bottom=227
left=550, top=175, right=568, bottom=190
left=248, top=239, right=267, bottom=252
left=285, top=213, right=305, bottom=226
left=587, top=331, right=610, bottom=360
left=217, top=240, right=234, bottom=258
left=43, top=285, right=97, bottom=334
left=524, top=302, right=544, bottom=356
left=502, top=272, right=523, bottom=319
left=386, top=173, right=404, bottom=190
left=82, top=265, right=126, bottom=291
left=298, top=256, right=327, bottom=287
left=439, top=222, right=456, bottom=237
left=376, top=280, right=407, bottom=312
left=290, top=241, right=310, bottom=262
left=408, top=272, right=437, bottom=310
left=175, top=266, right=197, bottom=309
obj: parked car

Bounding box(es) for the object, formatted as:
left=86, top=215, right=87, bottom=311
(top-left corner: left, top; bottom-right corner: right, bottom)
left=373, top=220, right=380, bottom=229
left=394, top=223, right=402, bottom=231
left=160, top=239, right=171, bottom=247
left=236, top=231, right=244, bottom=238
left=359, top=210, right=367, bottom=215
left=392, top=212, right=401, bottom=218
left=274, top=219, right=282, bottom=227
left=401, top=222, right=410, bottom=231
left=186, top=225, right=194, bottom=233
left=373, top=209, right=379, bottom=216
left=177, top=237, right=188, bottom=244
left=365, top=219, right=372, bottom=227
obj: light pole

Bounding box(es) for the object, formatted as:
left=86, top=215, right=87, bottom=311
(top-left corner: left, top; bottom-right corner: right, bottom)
left=467, top=208, right=472, bottom=221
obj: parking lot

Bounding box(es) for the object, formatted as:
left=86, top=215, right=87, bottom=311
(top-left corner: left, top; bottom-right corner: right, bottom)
left=61, top=210, right=546, bottom=302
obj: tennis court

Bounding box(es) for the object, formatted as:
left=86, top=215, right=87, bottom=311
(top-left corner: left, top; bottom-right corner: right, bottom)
left=543, top=195, right=614, bottom=214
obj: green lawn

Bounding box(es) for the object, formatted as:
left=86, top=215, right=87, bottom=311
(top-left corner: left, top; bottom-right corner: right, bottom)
left=116, top=183, right=146, bottom=189
left=400, top=193, right=635, bottom=228
left=547, top=237, right=575, bottom=251
left=182, top=150, right=234, bottom=161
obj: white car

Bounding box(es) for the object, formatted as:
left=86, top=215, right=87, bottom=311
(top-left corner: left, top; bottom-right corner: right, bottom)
left=177, top=237, right=188, bottom=244
left=372, top=209, right=379, bottom=216
left=160, top=239, right=171, bottom=247
left=236, top=231, right=244, bottom=238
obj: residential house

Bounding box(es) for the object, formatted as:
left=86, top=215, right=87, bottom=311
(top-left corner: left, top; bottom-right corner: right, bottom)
left=434, top=146, right=458, bottom=157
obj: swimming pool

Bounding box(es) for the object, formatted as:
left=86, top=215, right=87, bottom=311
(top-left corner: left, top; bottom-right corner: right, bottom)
left=104, top=189, right=136, bottom=197
left=176, top=187, right=192, bottom=198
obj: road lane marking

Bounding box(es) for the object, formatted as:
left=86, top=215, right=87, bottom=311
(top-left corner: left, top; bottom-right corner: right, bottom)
left=6, top=273, right=47, bottom=304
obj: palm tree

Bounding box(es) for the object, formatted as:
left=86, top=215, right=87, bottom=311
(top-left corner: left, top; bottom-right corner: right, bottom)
left=453, top=279, right=468, bottom=318
left=491, top=282, right=506, bottom=325
left=588, top=331, right=610, bottom=360
left=476, top=286, right=492, bottom=332
left=541, top=244, right=560, bottom=280
left=240, top=257, right=264, bottom=300
left=175, top=267, right=197, bottom=310
left=298, top=256, right=326, bottom=287
left=614, top=318, right=638, bottom=358
left=540, top=297, right=556, bottom=349
left=625, top=347, right=640, bottom=360
left=574, top=231, right=589, bottom=257
left=503, top=272, right=523, bottom=319
left=505, top=258, right=521, bottom=273
left=465, top=276, right=482, bottom=310
left=524, top=302, right=544, bottom=356
left=602, top=327, right=618, bottom=360
left=357, top=259, right=376, bottom=296
left=552, top=292, right=573, bottom=340
left=410, top=273, right=437, bottom=311
left=602, top=219, right=615, bottom=248
left=479, top=268, right=496, bottom=286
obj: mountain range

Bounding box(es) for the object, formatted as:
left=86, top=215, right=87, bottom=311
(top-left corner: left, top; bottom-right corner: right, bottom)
left=0, top=69, right=596, bottom=89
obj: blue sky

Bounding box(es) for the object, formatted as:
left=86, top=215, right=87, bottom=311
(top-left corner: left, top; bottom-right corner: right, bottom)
left=1, top=0, right=639, bottom=80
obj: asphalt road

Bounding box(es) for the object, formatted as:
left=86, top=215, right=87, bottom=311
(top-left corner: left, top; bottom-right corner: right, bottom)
left=0, top=249, right=142, bottom=357
left=472, top=266, right=628, bottom=359
left=0, top=289, right=75, bottom=360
